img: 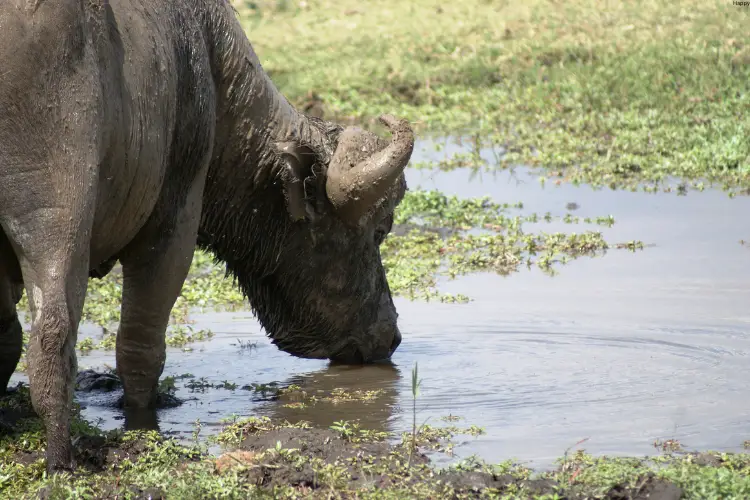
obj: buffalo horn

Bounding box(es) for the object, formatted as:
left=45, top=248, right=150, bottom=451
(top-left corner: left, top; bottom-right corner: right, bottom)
left=325, top=114, right=414, bottom=224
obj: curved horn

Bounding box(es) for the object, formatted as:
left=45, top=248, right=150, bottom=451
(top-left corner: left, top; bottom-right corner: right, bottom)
left=326, top=114, right=414, bottom=225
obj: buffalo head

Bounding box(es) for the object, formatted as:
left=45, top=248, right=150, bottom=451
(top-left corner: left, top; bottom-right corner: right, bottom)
left=254, top=114, right=413, bottom=364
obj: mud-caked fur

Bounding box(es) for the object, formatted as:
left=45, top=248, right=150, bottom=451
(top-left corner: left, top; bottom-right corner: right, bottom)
left=0, top=0, right=412, bottom=473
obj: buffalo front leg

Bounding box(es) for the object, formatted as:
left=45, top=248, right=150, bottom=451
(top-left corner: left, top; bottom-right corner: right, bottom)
left=1, top=151, right=96, bottom=474
left=16, top=240, right=91, bottom=473
left=116, top=188, right=203, bottom=426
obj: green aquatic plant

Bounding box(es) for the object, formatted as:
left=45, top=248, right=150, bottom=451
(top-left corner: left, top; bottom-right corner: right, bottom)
left=408, top=361, right=422, bottom=467
left=383, top=189, right=645, bottom=302
left=165, top=325, right=215, bottom=348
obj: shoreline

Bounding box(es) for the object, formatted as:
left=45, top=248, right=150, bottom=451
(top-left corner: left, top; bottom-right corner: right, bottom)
left=2, top=380, right=749, bottom=499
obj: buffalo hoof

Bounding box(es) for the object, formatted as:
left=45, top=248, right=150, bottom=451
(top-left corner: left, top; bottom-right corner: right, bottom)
left=76, top=369, right=122, bottom=392
left=0, top=384, right=18, bottom=397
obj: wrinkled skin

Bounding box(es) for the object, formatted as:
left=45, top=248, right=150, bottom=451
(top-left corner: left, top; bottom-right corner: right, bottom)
left=0, top=0, right=414, bottom=473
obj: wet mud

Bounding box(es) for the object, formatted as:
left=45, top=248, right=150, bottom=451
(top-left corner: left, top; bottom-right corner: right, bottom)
left=0, top=385, right=171, bottom=473
left=1, top=385, right=688, bottom=499
left=215, top=426, right=583, bottom=498
left=75, top=370, right=183, bottom=410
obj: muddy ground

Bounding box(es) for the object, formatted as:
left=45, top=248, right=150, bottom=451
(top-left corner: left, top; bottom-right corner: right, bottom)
left=0, top=371, right=707, bottom=499
left=209, top=426, right=682, bottom=500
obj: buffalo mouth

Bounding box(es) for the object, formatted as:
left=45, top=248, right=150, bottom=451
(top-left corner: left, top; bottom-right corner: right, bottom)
left=328, top=331, right=402, bottom=365
left=269, top=322, right=402, bottom=364
left=329, top=350, right=386, bottom=365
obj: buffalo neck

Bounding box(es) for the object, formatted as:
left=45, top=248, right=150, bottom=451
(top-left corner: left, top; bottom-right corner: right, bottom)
left=196, top=0, right=333, bottom=281
left=204, top=1, right=331, bottom=180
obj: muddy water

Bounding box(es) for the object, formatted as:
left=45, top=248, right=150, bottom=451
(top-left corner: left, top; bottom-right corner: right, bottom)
left=12, top=137, right=750, bottom=470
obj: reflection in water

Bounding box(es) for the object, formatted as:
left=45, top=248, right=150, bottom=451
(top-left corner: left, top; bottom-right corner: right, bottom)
left=257, top=362, right=402, bottom=435
left=11, top=137, right=750, bottom=470
left=123, top=407, right=160, bottom=432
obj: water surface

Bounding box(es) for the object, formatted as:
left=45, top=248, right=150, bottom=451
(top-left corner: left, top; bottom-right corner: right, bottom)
left=12, top=138, right=750, bottom=470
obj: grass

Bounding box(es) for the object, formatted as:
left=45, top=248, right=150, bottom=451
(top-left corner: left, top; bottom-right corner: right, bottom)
left=235, top=0, right=750, bottom=193
left=4, top=384, right=750, bottom=499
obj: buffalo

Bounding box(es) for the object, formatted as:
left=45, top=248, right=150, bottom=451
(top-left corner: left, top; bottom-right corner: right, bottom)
left=0, top=0, right=413, bottom=473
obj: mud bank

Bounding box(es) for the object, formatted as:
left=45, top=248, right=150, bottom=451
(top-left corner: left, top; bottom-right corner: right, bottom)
left=5, top=379, right=748, bottom=499
left=208, top=423, right=682, bottom=500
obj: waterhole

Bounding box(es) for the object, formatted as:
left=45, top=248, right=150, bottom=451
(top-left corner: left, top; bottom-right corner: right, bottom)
left=11, top=138, right=750, bottom=470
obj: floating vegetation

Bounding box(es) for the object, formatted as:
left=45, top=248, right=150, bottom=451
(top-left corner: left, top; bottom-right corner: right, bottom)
left=384, top=189, right=645, bottom=302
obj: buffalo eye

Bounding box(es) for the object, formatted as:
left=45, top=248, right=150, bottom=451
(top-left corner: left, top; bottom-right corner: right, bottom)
left=374, top=228, right=387, bottom=245
left=374, top=214, right=394, bottom=245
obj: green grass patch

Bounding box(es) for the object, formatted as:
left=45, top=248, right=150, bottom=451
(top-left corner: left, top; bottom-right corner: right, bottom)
left=236, top=0, right=750, bottom=192
left=4, top=385, right=750, bottom=499
left=383, top=189, right=643, bottom=302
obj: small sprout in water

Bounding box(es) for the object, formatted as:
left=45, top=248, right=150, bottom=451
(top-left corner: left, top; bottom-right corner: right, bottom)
left=330, top=420, right=354, bottom=441
left=653, top=438, right=682, bottom=453
left=234, top=338, right=258, bottom=350
left=218, top=380, right=238, bottom=390
left=441, top=414, right=463, bottom=422
left=77, top=337, right=95, bottom=353
left=465, top=425, right=486, bottom=437
left=166, top=325, right=214, bottom=347
left=185, top=377, right=213, bottom=392
left=281, top=402, right=307, bottom=409
left=98, top=332, right=117, bottom=351
left=159, top=376, right=177, bottom=395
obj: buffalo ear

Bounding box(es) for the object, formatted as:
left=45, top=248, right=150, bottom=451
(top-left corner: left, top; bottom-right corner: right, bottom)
left=276, top=142, right=318, bottom=221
